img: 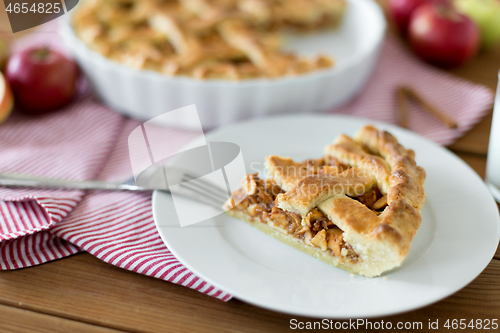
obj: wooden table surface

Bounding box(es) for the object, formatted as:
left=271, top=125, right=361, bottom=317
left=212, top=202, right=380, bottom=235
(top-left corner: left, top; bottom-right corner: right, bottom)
left=1, top=4, right=500, bottom=332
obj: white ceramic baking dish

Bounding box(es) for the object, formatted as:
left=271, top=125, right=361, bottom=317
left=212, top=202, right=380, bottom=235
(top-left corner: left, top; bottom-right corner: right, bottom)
left=59, top=0, right=386, bottom=129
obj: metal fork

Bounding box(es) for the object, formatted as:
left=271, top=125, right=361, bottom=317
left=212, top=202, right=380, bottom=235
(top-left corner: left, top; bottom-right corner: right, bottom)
left=0, top=168, right=229, bottom=209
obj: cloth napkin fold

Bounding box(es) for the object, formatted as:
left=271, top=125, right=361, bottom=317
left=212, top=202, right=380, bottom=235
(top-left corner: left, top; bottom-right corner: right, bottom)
left=334, top=36, right=494, bottom=145
left=0, top=23, right=494, bottom=302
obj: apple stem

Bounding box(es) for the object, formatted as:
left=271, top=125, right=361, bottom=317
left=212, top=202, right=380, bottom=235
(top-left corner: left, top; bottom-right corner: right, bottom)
left=436, top=3, right=461, bottom=22
left=435, top=0, right=452, bottom=6
left=32, top=46, right=51, bottom=61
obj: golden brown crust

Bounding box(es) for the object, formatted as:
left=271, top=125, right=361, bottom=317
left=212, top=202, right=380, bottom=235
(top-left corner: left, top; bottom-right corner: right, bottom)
left=317, top=196, right=381, bottom=235
left=264, top=155, right=327, bottom=191
left=276, top=167, right=376, bottom=216
left=321, top=126, right=425, bottom=267
left=324, top=134, right=392, bottom=194
left=353, top=125, right=426, bottom=210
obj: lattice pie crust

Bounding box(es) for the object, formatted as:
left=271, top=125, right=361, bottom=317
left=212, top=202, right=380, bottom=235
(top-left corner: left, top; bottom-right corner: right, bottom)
left=224, top=126, right=426, bottom=277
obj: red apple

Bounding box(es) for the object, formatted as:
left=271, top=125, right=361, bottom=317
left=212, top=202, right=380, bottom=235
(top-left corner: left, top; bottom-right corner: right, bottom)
left=6, top=47, right=79, bottom=114
left=408, top=3, right=480, bottom=68
left=389, top=0, right=429, bottom=36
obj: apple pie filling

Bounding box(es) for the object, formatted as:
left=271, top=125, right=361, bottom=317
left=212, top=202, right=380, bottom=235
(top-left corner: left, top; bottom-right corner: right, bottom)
left=229, top=173, right=359, bottom=262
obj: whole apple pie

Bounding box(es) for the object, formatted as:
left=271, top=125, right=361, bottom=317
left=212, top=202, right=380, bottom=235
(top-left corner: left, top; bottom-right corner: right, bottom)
left=72, top=0, right=346, bottom=80
left=224, top=126, right=426, bottom=277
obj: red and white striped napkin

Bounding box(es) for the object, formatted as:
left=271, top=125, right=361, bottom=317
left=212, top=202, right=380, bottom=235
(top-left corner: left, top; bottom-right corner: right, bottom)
left=0, top=23, right=494, bottom=302
left=0, top=105, right=232, bottom=300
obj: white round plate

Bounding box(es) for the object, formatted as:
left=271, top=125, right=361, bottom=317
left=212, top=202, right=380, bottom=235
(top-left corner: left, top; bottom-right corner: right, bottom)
left=152, top=115, right=500, bottom=318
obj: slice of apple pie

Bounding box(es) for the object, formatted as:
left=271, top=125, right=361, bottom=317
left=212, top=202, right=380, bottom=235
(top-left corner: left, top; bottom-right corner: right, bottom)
left=224, top=125, right=426, bottom=277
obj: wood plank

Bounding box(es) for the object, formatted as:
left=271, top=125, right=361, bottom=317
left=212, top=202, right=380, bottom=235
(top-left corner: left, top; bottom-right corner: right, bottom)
left=449, top=114, right=492, bottom=156
left=384, top=260, right=500, bottom=326
left=0, top=253, right=498, bottom=333
left=0, top=304, right=123, bottom=333
left=449, top=47, right=500, bottom=90
left=496, top=236, right=500, bottom=260
left=452, top=151, right=487, bottom=179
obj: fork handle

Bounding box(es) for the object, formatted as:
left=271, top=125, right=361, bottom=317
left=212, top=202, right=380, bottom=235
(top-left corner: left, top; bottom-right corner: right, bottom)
left=0, top=173, right=148, bottom=191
